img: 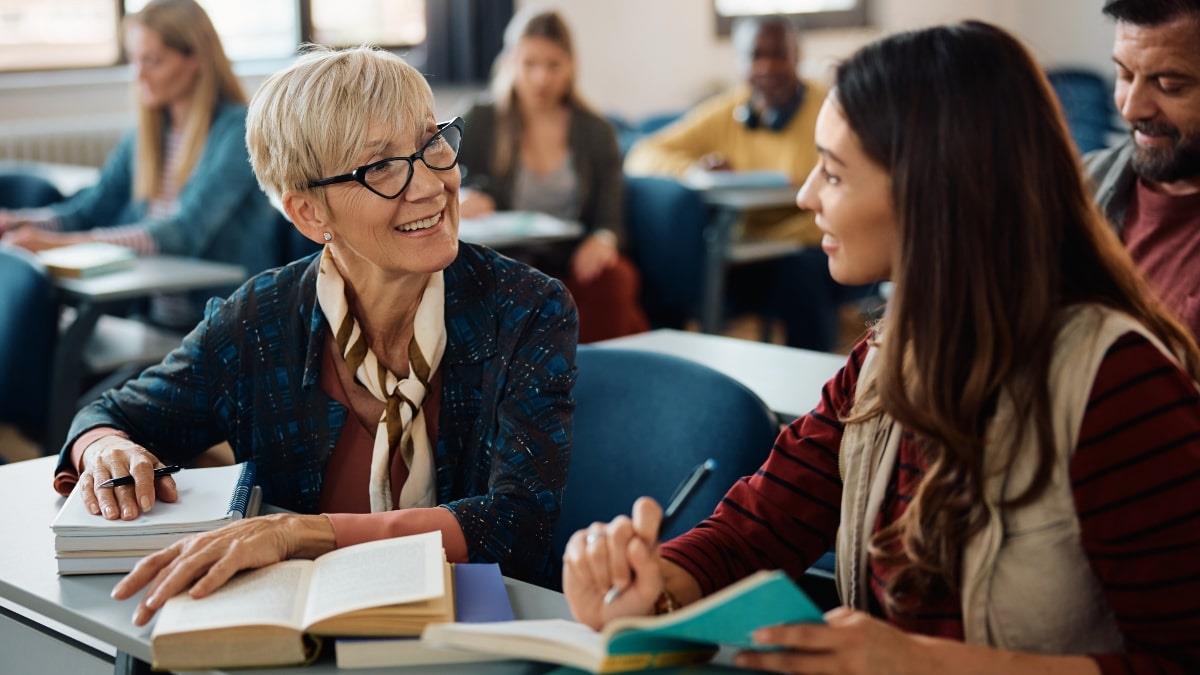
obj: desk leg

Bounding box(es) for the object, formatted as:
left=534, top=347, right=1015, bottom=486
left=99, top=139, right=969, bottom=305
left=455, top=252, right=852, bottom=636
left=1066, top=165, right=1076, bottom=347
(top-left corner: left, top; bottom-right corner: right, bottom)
left=114, top=650, right=153, bottom=675
left=46, top=300, right=102, bottom=452
left=700, top=208, right=735, bottom=334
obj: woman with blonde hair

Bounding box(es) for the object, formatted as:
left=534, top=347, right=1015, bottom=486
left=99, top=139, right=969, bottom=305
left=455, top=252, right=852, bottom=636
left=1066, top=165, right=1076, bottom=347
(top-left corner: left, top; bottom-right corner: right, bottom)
left=51, top=45, right=576, bottom=627
left=0, top=0, right=277, bottom=324
left=564, top=22, right=1200, bottom=672
left=458, top=9, right=648, bottom=342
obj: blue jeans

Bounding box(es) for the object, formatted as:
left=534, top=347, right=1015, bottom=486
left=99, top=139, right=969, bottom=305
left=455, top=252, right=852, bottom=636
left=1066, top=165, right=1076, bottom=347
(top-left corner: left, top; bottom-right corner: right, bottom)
left=0, top=247, right=56, bottom=439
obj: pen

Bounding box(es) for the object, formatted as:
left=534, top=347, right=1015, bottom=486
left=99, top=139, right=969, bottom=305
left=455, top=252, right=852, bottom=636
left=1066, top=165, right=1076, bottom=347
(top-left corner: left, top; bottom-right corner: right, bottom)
left=603, top=458, right=716, bottom=605
left=97, top=465, right=182, bottom=489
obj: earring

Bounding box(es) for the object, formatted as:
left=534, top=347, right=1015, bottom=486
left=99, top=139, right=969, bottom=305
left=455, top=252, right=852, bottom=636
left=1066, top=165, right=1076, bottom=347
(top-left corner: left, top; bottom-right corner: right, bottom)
left=322, top=232, right=332, bottom=242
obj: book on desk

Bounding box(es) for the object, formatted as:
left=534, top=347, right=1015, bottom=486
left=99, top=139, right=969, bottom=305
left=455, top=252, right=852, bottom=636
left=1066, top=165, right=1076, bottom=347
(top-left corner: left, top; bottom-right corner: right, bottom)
left=37, top=241, right=136, bottom=278
left=51, top=462, right=260, bottom=575
left=422, top=569, right=825, bottom=673
left=150, top=530, right=517, bottom=670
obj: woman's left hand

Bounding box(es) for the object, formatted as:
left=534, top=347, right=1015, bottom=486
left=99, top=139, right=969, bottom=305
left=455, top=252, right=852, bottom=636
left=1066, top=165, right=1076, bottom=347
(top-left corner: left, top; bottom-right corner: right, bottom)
left=571, top=233, right=618, bottom=284
left=735, top=607, right=929, bottom=675
left=111, top=513, right=336, bottom=626
left=2, top=228, right=87, bottom=252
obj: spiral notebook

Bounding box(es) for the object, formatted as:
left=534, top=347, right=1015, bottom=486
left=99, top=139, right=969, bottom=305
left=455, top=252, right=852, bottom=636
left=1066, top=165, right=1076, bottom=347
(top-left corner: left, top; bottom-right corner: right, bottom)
left=52, top=462, right=259, bottom=574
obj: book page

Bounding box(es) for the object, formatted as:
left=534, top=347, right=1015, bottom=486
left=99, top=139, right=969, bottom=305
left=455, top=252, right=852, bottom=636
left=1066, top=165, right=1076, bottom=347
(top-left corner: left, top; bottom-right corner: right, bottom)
left=303, top=530, right=444, bottom=628
left=153, top=560, right=313, bottom=636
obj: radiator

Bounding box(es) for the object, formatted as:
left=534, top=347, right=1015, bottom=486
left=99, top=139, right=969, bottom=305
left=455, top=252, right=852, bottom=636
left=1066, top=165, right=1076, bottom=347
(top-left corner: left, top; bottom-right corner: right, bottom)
left=0, top=117, right=127, bottom=167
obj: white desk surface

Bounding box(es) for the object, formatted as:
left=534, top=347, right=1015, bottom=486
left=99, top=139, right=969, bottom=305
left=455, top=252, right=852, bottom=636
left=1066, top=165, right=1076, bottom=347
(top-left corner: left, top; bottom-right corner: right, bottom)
left=0, top=456, right=572, bottom=674
left=53, top=256, right=246, bottom=304
left=596, top=329, right=848, bottom=420
left=696, top=185, right=798, bottom=211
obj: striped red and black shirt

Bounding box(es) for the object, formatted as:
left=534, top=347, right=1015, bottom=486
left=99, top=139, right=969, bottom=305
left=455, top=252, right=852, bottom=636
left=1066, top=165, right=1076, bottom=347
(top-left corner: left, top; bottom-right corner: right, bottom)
left=660, top=332, right=1200, bottom=674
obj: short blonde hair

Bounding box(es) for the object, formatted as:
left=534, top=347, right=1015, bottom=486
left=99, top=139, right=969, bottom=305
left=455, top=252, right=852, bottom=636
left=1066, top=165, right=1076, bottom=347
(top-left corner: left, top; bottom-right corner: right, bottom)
left=245, top=45, right=434, bottom=210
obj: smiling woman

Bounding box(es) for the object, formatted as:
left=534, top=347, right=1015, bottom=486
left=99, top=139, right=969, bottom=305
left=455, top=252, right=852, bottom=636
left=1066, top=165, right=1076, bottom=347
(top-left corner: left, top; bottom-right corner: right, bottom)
left=49, top=45, right=579, bottom=626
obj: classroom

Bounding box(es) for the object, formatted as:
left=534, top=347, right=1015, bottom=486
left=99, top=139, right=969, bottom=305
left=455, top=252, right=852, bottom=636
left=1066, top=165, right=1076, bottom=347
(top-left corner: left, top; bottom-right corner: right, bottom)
left=1, top=0, right=1198, bottom=673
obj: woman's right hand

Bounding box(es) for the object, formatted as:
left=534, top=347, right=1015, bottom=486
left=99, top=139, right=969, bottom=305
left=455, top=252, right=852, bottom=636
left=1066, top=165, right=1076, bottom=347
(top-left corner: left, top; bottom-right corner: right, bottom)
left=459, top=188, right=497, bottom=219
left=79, top=436, right=178, bottom=520
left=563, top=497, right=664, bottom=630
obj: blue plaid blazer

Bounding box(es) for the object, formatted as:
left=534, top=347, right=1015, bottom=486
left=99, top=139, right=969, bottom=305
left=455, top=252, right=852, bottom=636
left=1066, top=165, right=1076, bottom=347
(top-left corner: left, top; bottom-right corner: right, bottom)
left=58, top=243, right=578, bottom=586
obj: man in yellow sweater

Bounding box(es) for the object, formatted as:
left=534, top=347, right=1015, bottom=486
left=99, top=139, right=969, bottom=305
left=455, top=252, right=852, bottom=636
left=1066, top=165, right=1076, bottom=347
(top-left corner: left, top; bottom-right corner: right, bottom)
left=625, top=15, right=825, bottom=244
left=625, top=16, right=867, bottom=351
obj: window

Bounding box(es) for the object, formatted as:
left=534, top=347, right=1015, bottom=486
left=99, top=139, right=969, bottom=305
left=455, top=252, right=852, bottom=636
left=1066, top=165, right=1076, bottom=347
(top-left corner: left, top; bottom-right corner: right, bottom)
left=714, top=0, right=869, bottom=33
left=0, top=0, right=120, bottom=71
left=0, top=0, right=426, bottom=72
left=309, top=0, right=426, bottom=48
left=124, top=0, right=298, bottom=61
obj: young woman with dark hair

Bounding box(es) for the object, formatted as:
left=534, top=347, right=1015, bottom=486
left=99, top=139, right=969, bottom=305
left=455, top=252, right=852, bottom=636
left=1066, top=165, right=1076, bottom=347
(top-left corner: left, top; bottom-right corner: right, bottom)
left=563, top=21, right=1200, bottom=674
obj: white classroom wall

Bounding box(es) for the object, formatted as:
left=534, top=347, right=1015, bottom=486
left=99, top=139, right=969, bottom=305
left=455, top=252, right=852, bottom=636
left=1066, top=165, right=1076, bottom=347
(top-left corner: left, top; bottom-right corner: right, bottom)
left=517, top=0, right=1118, bottom=118
left=0, top=0, right=1119, bottom=154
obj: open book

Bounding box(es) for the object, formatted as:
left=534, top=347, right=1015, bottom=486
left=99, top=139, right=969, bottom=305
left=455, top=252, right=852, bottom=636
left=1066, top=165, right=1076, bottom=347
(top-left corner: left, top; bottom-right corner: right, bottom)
left=423, top=570, right=823, bottom=673
left=151, top=530, right=451, bottom=670
left=334, top=562, right=515, bottom=669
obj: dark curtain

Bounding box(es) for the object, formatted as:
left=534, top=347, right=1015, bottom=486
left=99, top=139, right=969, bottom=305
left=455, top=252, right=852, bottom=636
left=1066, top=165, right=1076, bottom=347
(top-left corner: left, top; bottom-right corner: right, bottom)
left=422, top=0, right=514, bottom=84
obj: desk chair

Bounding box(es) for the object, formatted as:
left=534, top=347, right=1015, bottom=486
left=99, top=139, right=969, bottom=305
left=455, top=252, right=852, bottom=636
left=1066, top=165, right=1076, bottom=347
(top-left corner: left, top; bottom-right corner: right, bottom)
left=551, top=347, right=778, bottom=589
left=623, top=176, right=708, bottom=328
left=1047, top=69, right=1121, bottom=155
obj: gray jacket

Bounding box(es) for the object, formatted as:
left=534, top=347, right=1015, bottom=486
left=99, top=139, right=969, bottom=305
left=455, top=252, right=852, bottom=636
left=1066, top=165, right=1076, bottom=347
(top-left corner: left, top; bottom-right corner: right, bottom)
left=1083, top=138, right=1136, bottom=235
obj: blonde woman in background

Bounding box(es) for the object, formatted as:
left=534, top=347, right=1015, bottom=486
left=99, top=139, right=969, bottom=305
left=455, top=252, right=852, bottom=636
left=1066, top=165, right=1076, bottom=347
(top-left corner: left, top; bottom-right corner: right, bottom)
left=457, top=9, right=648, bottom=342
left=0, top=0, right=277, bottom=446
left=0, top=0, right=278, bottom=325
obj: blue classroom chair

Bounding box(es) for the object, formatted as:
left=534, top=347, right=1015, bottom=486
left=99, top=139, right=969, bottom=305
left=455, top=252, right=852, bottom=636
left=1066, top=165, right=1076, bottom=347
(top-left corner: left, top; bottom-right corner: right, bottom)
left=551, top=347, right=778, bottom=589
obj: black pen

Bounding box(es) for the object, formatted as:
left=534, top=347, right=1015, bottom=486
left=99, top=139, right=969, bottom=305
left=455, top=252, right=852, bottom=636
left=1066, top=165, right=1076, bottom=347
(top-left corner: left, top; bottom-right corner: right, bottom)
left=604, top=458, right=717, bottom=604
left=97, top=465, right=183, bottom=489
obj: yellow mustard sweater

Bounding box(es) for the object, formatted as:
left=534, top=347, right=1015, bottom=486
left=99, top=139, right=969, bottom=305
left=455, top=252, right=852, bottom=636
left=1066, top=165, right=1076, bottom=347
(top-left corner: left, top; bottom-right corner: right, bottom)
left=624, top=82, right=826, bottom=244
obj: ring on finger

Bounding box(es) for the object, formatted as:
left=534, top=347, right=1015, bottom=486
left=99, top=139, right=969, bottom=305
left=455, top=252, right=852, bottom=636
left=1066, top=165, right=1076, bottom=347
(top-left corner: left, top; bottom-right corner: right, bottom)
left=586, top=532, right=604, bottom=545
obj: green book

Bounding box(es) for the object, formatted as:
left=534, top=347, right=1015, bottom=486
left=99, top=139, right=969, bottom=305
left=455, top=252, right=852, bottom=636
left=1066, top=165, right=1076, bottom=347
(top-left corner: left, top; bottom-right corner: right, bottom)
left=421, top=570, right=823, bottom=673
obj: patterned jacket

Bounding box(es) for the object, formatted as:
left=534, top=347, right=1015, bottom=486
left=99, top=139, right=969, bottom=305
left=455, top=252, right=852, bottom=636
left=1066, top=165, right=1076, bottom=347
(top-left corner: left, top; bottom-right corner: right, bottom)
left=57, top=243, right=578, bottom=586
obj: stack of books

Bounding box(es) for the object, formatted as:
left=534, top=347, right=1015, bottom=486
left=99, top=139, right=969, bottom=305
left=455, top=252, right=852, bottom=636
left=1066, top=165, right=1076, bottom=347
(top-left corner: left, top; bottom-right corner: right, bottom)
left=51, top=462, right=260, bottom=575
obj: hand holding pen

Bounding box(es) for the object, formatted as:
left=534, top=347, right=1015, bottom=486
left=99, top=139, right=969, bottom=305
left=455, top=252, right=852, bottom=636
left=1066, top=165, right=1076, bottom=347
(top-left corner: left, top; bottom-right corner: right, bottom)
left=561, top=459, right=716, bottom=630
left=77, top=436, right=179, bottom=520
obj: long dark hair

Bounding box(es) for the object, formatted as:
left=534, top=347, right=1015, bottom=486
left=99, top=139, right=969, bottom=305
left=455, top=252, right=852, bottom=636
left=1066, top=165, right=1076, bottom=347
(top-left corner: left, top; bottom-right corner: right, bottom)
left=836, top=21, right=1200, bottom=611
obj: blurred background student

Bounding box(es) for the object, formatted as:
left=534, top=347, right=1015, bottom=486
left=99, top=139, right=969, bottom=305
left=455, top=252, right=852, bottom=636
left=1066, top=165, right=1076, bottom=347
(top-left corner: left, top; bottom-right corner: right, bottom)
left=457, top=9, right=648, bottom=343
left=0, top=0, right=276, bottom=447
left=0, top=0, right=277, bottom=328
left=625, top=15, right=872, bottom=351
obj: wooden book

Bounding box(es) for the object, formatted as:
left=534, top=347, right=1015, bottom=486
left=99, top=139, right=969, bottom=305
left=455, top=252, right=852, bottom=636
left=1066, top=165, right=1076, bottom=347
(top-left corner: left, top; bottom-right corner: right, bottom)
left=151, top=531, right=451, bottom=670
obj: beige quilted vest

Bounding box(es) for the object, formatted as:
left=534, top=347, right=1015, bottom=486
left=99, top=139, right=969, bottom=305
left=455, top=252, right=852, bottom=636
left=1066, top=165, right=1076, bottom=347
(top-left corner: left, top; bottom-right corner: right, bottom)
left=834, top=304, right=1184, bottom=652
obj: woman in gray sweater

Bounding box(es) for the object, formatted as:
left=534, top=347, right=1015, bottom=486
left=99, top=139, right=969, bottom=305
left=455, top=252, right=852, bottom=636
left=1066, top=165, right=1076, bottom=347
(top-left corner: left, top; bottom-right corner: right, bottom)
left=457, top=9, right=648, bottom=342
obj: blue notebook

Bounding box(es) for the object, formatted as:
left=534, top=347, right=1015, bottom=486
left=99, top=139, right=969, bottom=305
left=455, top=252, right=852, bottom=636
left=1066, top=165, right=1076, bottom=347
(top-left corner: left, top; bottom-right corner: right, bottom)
left=335, top=562, right=514, bottom=668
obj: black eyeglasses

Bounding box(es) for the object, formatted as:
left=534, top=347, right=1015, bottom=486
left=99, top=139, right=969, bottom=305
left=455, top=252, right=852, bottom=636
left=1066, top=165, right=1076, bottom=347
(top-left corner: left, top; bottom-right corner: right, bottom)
left=307, top=117, right=464, bottom=199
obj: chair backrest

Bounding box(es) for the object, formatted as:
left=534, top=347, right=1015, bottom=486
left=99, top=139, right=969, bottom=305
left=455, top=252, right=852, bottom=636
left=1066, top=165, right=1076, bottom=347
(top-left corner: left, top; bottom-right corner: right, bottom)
left=551, top=346, right=779, bottom=588
left=1046, top=68, right=1120, bottom=155
left=622, top=176, right=708, bottom=327
left=0, top=173, right=63, bottom=209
